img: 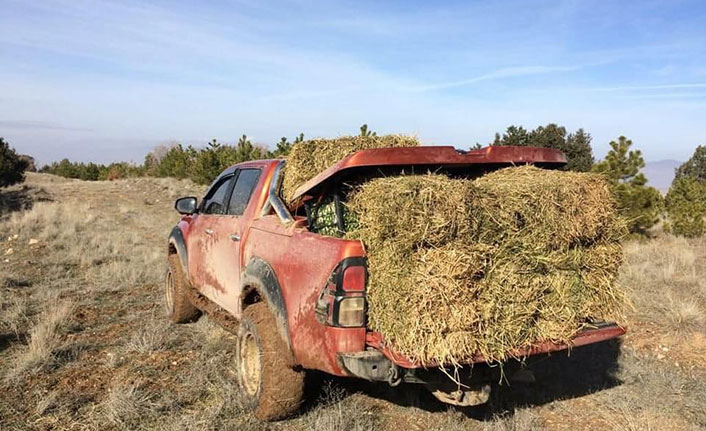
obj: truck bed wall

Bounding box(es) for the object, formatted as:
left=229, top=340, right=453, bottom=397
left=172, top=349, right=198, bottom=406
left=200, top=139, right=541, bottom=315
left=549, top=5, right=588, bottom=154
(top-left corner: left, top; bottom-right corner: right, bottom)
left=244, top=216, right=366, bottom=376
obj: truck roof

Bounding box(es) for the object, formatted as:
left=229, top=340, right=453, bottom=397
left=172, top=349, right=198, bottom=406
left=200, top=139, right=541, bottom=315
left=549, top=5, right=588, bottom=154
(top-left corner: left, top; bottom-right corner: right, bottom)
left=291, top=145, right=567, bottom=202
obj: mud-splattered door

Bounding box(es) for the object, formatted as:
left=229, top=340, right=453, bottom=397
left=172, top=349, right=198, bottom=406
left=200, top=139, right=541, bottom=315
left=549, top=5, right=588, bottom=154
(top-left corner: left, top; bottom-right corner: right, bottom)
left=203, top=168, right=262, bottom=317
left=186, top=174, right=235, bottom=304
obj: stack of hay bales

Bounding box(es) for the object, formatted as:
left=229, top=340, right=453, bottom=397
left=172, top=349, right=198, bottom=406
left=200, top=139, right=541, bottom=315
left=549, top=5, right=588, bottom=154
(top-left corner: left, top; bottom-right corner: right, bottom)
left=281, top=135, right=419, bottom=201
left=346, top=168, right=626, bottom=365
left=282, top=136, right=627, bottom=365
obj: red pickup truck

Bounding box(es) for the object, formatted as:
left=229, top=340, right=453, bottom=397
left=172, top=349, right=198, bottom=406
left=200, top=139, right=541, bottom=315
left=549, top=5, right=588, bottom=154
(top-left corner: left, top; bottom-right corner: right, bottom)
left=165, top=145, right=625, bottom=420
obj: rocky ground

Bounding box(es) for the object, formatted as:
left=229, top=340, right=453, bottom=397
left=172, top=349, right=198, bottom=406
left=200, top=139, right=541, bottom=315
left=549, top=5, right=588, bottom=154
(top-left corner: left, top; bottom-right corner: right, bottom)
left=1, top=173, right=705, bottom=431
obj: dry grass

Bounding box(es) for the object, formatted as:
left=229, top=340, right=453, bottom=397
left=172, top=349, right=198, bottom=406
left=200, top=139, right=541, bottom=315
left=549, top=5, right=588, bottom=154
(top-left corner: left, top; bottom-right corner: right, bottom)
left=298, top=382, right=379, bottom=431
left=482, top=409, right=544, bottom=431
left=620, top=235, right=706, bottom=337
left=6, top=298, right=74, bottom=379
left=99, top=382, right=158, bottom=429
left=0, top=295, right=29, bottom=336
left=125, top=313, right=172, bottom=353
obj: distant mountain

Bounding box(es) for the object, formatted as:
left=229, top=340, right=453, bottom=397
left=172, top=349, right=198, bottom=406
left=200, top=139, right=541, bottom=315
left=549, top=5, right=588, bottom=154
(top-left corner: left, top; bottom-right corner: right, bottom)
left=642, top=160, right=681, bottom=193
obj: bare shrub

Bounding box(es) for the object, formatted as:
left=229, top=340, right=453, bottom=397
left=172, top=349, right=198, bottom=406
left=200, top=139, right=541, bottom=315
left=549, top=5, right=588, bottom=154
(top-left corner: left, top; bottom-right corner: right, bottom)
left=99, top=383, right=156, bottom=429
left=8, top=299, right=74, bottom=378
left=35, top=389, right=60, bottom=416
left=125, top=314, right=171, bottom=353
left=664, top=299, right=706, bottom=336
left=300, top=382, right=378, bottom=431
left=0, top=295, right=29, bottom=336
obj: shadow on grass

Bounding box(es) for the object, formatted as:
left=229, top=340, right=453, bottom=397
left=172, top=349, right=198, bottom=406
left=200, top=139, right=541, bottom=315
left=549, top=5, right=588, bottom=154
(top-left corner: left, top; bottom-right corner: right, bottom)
left=309, top=339, right=623, bottom=421
left=482, top=338, right=622, bottom=418
left=0, top=333, right=12, bottom=352
left=0, top=184, right=52, bottom=217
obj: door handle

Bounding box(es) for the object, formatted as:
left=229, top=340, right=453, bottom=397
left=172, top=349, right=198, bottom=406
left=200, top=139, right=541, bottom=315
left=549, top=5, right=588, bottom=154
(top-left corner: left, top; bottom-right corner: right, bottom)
left=230, top=233, right=241, bottom=242
left=205, top=228, right=214, bottom=235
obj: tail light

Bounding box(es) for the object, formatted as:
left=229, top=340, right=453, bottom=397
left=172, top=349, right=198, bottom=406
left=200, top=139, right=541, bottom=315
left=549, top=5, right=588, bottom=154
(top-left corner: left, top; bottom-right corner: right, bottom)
left=342, top=265, right=366, bottom=292
left=315, top=257, right=367, bottom=327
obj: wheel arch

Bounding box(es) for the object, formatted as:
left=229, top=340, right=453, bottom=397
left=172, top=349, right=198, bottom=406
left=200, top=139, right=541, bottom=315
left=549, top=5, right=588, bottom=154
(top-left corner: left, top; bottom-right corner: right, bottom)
left=168, top=226, right=189, bottom=278
left=241, top=257, right=292, bottom=351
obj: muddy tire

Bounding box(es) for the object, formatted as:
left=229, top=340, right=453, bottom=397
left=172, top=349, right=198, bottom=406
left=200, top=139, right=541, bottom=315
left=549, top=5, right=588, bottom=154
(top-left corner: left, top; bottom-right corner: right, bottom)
left=237, top=302, right=305, bottom=421
left=165, top=254, right=201, bottom=323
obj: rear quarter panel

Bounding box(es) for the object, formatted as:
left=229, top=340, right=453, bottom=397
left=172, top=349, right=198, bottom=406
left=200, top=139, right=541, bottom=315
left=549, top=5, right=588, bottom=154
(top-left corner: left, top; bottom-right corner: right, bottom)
left=244, top=217, right=366, bottom=375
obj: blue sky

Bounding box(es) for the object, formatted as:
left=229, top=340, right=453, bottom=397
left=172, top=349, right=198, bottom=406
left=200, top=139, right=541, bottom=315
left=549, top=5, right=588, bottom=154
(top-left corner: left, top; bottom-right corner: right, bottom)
left=1, top=0, right=705, bottom=166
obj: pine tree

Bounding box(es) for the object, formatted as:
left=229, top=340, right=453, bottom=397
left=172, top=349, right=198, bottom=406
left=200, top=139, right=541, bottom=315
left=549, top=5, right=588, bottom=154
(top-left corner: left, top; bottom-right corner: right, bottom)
left=564, top=129, right=594, bottom=172
left=272, top=137, right=291, bottom=158
left=270, top=133, right=303, bottom=158
left=192, top=139, right=223, bottom=185
left=665, top=176, right=706, bottom=237
left=492, top=124, right=594, bottom=171
left=359, top=124, right=376, bottom=137
left=593, top=136, right=663, bottom=234
left=0, top=137, right=28, bottom=187
left=674, top=145, right=706, bottom=184
left=529, top=124, right=566, bottom=150
left=493, top=125, right=530, bottom=146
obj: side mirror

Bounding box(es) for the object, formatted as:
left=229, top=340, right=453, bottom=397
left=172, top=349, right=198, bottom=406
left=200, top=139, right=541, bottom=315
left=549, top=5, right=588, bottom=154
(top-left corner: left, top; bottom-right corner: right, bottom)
left=175, top=197, right=198, bottom=215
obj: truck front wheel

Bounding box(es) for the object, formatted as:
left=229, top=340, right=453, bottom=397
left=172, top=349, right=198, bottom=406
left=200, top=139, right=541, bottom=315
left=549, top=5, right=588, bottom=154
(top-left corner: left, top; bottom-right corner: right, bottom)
left=165, top=254, right=201, bottom=323
left=237, top=302, right=304, bottom=420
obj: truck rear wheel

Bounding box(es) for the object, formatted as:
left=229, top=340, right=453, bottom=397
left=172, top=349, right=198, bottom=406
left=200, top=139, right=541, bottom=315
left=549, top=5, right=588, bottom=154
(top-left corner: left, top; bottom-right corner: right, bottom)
left=237, top=302, right=304, bottom=420
left=165, top=254, right=201, bottom=323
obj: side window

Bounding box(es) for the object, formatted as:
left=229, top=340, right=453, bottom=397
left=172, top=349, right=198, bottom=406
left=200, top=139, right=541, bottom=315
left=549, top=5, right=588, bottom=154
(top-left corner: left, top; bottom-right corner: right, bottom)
left=202, top=176, right=234, bottom=215
left=227, top=169, right=261, bottom=216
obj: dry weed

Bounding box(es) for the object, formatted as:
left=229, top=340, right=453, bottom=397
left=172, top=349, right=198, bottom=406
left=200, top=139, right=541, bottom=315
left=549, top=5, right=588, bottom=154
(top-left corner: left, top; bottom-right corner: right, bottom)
left=125, top=314, right=172, bottom=353
left=34, top=389, right=60, bottom=416
left=664, top=299, right=705, bottom=336
left=0, top=295, right=29, bottom=336
left=620, top=235, right=706, bottom=335
left=299, top=382, right=378, bottom=431
left=7, top=299, right=74, bottom=378
left=99, top=382, right=157, bottom=429
left=482, top=409, right=544, bottom=431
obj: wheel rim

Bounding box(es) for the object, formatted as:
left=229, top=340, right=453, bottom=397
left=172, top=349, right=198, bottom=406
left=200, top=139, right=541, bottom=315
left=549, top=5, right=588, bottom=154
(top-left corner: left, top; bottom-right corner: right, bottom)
left=165, top=269, right=175, bottom=315
left=239, top=332, right=262, bottom=397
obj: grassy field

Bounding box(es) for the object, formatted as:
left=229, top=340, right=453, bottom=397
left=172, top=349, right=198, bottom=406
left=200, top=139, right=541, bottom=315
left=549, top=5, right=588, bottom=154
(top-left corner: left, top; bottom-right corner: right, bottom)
left=1, top=173, right=705, bottom=431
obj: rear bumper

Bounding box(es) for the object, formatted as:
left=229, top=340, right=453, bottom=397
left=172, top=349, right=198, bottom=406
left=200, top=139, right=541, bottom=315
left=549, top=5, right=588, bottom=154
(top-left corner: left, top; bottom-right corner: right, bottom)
left=365, top=323, right=626, bottom=369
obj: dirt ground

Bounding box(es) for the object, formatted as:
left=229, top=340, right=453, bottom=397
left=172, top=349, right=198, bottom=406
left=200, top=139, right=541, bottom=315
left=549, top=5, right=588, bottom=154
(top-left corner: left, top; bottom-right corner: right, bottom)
left=1, top=173, right=705, bottom=431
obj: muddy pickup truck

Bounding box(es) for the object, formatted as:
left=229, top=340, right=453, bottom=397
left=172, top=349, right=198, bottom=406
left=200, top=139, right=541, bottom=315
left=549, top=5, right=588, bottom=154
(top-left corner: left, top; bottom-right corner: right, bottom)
left=165, top=145, right=626, bottom=420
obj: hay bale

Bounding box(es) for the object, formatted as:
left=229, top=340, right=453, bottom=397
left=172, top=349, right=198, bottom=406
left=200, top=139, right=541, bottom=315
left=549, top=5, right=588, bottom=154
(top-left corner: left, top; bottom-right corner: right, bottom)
left=347, top=166, right=627, bottom=364
left=282, top=135, right=419, bottom=201
left=472, top=165, right=623, bottom=249
left=346, top=174, right=474, bottom=250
